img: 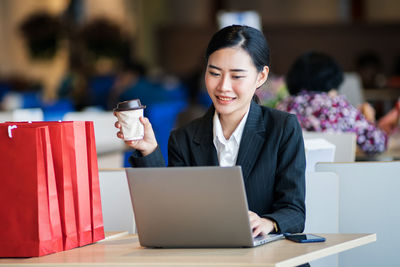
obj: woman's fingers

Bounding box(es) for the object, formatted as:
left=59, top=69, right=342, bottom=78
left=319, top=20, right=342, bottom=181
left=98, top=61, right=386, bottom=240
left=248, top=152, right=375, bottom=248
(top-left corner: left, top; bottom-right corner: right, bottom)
left=139, top=117, right=158, bottom=145
left=251, top=220, right=263, bottom=237
left=140, top=117, right=154, bottom=134
left=126, top=140, right=139, bottom=147
left=248, top=211, right=261, bottom=237
left=248, top=211, right=257, bottom=223
left=252, top=226, right=263, bottom=237
left=114, top=120, right=124, bottom=140
left=248, top=211, right=274, bottom=237
left=139, top=116, right=148, bottom=125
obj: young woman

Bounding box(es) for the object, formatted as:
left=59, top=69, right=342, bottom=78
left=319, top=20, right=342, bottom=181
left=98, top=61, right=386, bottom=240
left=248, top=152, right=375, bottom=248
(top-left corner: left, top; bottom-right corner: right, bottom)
left=115, top=25, right=306, bottom=236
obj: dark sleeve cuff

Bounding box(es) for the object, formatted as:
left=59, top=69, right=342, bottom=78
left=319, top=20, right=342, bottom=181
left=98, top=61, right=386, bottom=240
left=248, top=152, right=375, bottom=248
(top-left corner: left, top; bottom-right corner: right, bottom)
left=263, top=211, right=305, bottom=234
left=129, top=146, right=166, bottom=167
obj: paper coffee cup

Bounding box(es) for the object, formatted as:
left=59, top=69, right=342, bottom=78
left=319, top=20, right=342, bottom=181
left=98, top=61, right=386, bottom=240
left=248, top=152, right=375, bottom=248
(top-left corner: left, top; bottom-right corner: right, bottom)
left=114, top=99, right=146, bottom=141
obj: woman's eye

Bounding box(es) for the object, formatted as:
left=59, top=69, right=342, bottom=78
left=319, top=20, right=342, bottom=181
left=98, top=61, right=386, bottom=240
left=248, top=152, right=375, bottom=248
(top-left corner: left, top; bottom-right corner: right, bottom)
left=209, top=71, right=220, bottom=77
left=232, top=75, right=245, bottom=79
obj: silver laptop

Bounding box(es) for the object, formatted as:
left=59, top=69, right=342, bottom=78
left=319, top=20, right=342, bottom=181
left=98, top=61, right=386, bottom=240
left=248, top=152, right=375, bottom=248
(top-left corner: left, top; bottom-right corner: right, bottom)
left=125, top=166, right=283, bottom=248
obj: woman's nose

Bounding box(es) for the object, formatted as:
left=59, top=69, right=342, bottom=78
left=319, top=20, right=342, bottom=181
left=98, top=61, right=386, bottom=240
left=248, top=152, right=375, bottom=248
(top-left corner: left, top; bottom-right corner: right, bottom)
left=218, top=75, right=231, bottom=91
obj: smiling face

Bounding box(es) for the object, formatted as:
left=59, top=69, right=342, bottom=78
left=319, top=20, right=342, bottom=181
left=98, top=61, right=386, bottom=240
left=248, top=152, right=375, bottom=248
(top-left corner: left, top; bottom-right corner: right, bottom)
left=205, top=47, right=269, bottom=124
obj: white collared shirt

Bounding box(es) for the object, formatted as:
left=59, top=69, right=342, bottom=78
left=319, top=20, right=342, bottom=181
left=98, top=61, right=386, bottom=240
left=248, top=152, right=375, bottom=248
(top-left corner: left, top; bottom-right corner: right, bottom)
left=213, top=110, right=249, bottom=167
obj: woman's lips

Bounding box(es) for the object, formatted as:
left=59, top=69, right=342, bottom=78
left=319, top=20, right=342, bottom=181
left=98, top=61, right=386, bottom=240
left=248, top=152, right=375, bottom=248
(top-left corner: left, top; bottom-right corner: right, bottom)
left=216, top=95, right=236, bottom=104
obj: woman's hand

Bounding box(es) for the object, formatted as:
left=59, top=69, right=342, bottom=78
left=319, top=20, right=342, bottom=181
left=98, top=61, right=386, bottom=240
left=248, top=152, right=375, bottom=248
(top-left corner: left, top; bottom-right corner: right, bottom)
left=114, top=116, right=158, bottom=156
left=248, top=211, right=275, bottom=237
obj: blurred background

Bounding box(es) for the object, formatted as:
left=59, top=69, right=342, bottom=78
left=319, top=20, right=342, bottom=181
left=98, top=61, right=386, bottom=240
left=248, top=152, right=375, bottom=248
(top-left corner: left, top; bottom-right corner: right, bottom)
left=0, top=0, right=399, bottom=165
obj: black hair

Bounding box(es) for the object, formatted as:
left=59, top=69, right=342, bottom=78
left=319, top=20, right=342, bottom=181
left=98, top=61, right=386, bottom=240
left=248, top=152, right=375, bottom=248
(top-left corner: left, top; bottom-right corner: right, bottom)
left=205, top=25, right=270, bottom=72
left=286, top=51, right=344, bottom=95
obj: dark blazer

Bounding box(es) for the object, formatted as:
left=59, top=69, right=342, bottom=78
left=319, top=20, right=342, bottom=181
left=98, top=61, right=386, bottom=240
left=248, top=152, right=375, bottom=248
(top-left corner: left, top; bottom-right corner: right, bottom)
left=130, top=101, right=306, bottom=233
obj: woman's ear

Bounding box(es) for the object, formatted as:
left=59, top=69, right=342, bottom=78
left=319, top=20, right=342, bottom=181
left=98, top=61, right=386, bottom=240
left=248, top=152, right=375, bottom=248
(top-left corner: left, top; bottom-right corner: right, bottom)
left=256, top=66, right=269, bottom=88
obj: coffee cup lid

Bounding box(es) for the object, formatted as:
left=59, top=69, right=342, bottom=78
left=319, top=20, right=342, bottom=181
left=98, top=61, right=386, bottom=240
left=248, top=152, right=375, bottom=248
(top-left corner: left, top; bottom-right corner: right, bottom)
left=114, top=99, right=146, bottom=111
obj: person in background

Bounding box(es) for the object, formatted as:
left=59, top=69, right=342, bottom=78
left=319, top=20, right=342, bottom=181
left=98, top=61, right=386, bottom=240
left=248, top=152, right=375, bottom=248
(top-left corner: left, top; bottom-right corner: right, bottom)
left=276, top=51, right=387, bottom=155
left=115, top=25, right=306, bottom=236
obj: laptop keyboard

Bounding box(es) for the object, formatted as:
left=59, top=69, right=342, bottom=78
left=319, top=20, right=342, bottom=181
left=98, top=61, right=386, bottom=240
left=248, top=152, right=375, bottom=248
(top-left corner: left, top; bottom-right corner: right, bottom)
left=253, top=234, right=284, bottom=245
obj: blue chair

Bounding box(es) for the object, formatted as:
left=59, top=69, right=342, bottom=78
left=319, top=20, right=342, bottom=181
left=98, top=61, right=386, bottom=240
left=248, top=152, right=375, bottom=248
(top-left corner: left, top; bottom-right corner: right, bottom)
left=0, top=82, right=11, bottom=102
left=22, top=92, right=42, bottom=108
left=146, top=101, right=187, bottom=163
left=88, top=74, right=117, bottom=110
left=42, top=99, right=75, bottom=121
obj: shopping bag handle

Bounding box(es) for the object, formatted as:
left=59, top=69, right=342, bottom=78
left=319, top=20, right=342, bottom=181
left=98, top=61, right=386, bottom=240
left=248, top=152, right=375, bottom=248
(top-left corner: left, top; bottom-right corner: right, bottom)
left=8, top=125, right=17, bottom=138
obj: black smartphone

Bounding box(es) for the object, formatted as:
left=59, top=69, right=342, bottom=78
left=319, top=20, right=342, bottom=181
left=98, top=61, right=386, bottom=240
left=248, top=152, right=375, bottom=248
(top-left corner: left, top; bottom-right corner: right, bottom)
left=284, top=233, right=326, bottom=243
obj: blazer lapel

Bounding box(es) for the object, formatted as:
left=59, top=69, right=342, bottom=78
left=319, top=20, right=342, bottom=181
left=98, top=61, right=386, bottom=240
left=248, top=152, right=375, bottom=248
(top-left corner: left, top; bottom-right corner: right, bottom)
left=236, top=102, right=266, bottom=182
left=192, top=106, right=219, bottom=166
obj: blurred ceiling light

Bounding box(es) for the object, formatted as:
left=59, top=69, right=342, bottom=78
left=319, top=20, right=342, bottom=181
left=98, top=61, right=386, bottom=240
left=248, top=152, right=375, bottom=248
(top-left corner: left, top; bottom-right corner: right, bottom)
left=217, top=11, right=262, bottom=31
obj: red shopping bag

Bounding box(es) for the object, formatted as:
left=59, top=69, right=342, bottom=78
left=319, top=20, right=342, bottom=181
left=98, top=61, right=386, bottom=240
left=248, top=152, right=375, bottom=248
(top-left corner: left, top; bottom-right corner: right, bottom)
left=62, top=121, right=92, bottom=247
left=0, top=124, right=63, bottom=257
left=85, top=121, right=105, bottom=242
left=18, top=121, right=93, bottom=247
left=10, top=122, right=79, bottom=250
left=19, top=121, right=103, bottom=246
